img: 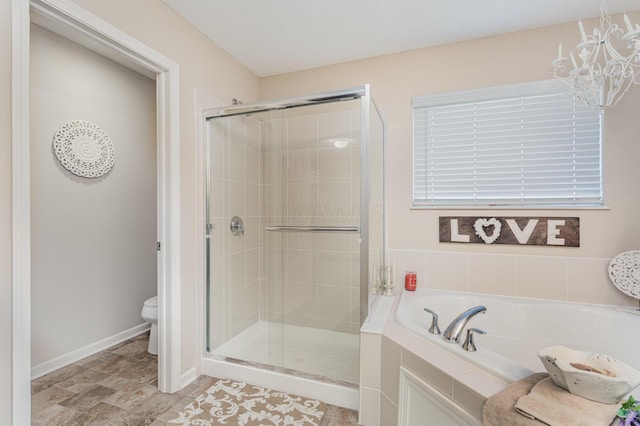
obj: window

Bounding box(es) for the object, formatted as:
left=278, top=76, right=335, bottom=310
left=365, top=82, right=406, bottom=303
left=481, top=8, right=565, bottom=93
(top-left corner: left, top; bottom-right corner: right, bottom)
left=412, top=80, right=603, bottom=208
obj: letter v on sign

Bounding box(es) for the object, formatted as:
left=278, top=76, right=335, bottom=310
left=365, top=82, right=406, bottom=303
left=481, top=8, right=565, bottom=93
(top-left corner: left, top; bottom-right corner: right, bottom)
left=505, top=219, right=538, bottom=244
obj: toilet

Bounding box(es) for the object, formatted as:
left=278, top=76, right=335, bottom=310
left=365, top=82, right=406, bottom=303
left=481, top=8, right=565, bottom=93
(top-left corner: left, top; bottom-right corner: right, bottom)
left=141, top=296, right=158, bottom=355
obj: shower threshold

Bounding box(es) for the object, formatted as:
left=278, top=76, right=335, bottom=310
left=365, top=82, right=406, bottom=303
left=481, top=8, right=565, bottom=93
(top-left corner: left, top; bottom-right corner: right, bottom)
left=210, top=320, right=360, bottom=385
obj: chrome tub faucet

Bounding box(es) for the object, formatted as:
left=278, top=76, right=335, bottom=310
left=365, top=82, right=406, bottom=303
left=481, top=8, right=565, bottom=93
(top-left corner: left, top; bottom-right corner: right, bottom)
left=442, top=305, right=487, bottom=344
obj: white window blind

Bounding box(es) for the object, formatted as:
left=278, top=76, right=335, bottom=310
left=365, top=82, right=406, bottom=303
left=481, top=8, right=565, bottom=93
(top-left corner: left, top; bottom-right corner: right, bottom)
left=413, top=81, right=603, bottom=208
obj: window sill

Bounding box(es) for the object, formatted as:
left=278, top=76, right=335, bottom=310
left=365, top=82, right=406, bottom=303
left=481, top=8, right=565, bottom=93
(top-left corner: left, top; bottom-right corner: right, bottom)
left=410, top=205, right=611, bottom=211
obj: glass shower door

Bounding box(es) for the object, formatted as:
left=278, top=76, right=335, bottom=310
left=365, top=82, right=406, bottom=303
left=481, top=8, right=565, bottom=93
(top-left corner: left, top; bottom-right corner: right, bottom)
left=205, top=86, right=384, bottom=387
left=263, top=100, right=362, bottom=383
left=205, top=108, right=285, bottom=368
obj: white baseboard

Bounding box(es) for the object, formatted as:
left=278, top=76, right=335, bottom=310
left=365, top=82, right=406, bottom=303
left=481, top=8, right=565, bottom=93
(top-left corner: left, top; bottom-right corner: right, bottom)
left=31, top=323, right=151, bottom=380
left=181, top=367, right=198, bottom=390
left=201, top=357, right=359, bottom=410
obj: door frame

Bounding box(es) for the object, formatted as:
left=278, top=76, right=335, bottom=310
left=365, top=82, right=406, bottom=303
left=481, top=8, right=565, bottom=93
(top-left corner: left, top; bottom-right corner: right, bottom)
left=11, top=0, right=182, bottom=423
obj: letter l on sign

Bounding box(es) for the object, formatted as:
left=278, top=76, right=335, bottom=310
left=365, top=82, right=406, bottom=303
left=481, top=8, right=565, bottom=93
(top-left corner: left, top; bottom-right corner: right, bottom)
left=450, top=219, right=470, bottom=242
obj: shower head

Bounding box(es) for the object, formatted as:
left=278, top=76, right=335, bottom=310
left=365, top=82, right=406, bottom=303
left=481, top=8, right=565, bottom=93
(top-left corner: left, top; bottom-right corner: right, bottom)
left=217, top=98, right=258, bottom=117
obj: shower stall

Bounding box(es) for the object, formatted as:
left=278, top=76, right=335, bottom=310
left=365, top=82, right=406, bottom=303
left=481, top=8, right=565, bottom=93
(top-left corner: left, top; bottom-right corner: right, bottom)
left=203, top=86, right=385, bottom=399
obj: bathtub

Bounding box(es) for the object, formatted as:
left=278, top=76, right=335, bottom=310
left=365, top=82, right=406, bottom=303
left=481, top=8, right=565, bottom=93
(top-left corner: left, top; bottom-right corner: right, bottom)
left=395, top=289, right=640, bottom=383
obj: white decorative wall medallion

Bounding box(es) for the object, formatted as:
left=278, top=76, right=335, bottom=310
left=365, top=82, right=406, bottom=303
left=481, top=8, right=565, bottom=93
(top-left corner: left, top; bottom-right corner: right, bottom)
left=608, top=250, right=640, bottom=300
left=52, top=120, right=115, bottom=178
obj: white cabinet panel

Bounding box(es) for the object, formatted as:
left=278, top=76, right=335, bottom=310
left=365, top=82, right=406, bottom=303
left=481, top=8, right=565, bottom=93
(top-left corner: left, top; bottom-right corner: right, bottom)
left=398, top=368, right=480, bottom=426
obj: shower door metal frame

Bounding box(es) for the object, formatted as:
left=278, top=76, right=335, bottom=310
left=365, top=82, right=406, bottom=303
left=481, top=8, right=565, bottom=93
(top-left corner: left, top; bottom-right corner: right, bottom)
left=359, top=87, right=372, bottom=325
left=203, top=87, right=365, bottom=119
left=363, top=88, right=387, bottom=321
left=203, top=85, right=383, bottom=346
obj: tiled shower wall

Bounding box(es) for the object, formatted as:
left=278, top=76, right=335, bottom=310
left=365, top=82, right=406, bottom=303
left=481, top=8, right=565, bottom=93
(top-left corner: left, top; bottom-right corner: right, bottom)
left=209, top=104, right=363, bottom=350
left=260, top=106, right=362, bottom=334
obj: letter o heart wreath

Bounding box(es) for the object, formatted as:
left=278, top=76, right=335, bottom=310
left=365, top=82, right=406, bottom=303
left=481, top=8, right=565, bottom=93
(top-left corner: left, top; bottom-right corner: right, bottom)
left=474, top=217, right=502, bottom=244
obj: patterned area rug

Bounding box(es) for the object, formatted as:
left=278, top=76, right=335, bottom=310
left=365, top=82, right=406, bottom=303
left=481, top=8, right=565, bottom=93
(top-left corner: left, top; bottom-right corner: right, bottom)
left=169, top=379, right=327, bottom=426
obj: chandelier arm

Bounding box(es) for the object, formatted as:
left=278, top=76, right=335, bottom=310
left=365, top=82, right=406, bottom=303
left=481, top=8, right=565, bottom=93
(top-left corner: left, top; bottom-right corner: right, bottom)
left=551, top=0, right=640, bottom=110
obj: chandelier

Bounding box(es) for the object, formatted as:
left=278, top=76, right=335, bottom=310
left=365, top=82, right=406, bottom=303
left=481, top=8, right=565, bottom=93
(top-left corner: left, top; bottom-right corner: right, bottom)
left=552, top=0, right=640, bottom=109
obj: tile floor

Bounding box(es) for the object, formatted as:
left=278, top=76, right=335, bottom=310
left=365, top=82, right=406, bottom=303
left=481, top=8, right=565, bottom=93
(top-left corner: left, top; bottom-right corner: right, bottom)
left=31, top=333, right=360, bottom=425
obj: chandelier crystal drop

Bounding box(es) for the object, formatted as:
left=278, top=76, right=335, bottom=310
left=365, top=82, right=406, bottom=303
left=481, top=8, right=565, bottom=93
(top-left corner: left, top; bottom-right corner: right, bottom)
left=552, top=0, right=640, bottom=109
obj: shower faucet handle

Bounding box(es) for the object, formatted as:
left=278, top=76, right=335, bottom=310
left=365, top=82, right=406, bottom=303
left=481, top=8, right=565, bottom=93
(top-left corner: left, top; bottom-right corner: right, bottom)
left=230, top=216, right=245, bottom=236
left=423, top=308, right=441, bottom=335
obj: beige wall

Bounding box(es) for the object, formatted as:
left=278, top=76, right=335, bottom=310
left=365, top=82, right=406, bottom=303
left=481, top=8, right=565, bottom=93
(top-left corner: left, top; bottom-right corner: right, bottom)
left=30, top=25, right=157, bottom=369
left=261, top=14, right=640, bottom=261
left=1, top=1, right=13, bottom=423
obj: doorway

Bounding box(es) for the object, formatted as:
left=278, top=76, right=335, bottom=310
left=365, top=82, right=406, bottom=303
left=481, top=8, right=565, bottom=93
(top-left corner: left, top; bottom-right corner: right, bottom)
left=12, top=0, right=181, bottom=423
left=29, top=23, right=157, bottom=378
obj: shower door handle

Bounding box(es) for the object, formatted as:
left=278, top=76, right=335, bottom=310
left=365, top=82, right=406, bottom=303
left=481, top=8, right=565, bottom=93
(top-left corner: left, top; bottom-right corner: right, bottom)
left=205, top=223, right=214, bottom=238
left=265, top=225, right=360, bottom=234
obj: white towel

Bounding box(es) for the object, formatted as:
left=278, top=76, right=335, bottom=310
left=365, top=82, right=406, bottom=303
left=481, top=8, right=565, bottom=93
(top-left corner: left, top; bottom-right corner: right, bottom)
left=514, top=377, right=619, bottom=426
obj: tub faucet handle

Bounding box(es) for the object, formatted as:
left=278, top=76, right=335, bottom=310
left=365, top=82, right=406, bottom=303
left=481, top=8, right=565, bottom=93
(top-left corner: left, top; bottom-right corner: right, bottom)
left=423, top=308, right=441, bottom=335
left=462, top=327, right=486, bottom=352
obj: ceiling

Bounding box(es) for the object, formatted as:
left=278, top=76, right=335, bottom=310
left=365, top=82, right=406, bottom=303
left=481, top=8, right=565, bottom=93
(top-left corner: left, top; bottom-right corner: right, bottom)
left=161, top=0, right=640, bottom=77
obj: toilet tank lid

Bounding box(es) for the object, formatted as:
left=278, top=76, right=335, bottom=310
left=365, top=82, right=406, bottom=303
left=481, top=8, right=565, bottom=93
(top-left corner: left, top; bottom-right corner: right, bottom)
left=144, top=296, right=158, bottom=307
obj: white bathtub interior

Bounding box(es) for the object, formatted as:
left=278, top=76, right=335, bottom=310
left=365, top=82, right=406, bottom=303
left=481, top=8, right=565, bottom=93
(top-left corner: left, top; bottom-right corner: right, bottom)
left=395, top=289, right=640, bottom=383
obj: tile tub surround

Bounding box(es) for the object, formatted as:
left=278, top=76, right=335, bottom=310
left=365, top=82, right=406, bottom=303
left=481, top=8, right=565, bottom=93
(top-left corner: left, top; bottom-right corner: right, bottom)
left=359, top=293, right=507, bottom=425
left=359, top=249, right=640, bottom=425
left=391, top=250, right=636, bottom=308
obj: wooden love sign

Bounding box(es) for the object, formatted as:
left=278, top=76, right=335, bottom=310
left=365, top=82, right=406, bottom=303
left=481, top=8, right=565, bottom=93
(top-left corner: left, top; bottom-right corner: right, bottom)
left=439, top=216, right=580, bottom=247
